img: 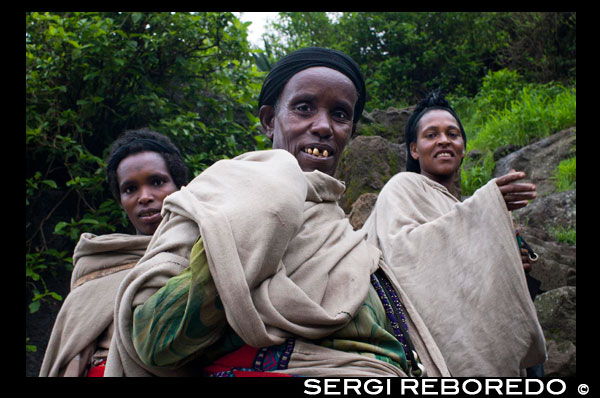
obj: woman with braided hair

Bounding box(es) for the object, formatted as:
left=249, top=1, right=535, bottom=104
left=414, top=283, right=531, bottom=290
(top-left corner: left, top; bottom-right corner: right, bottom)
left=39, top=128, right=187, bottom=376
left=362, top=90, right=546, bottom=376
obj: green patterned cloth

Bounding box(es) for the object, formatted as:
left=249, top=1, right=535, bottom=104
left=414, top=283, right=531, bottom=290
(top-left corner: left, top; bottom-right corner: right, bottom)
left=132, top=237, right=243, bottom=368
left=132, top=237, right=407, bottom=373
left=320, top=283, right=408, bottom=371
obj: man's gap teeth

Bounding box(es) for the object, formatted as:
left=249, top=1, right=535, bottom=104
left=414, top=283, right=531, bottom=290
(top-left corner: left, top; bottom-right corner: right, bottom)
left=305, top=148, right=330, bottom=157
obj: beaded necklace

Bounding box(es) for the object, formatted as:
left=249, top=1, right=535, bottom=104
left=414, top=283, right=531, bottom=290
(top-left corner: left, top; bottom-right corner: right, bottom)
left=370, top=269, right=425, bottom=377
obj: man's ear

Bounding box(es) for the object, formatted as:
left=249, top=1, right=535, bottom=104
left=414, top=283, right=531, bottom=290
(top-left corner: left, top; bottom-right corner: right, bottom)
left=409, top=141, right=419, bottom=161
left=259, top=105, right=275, bottom=140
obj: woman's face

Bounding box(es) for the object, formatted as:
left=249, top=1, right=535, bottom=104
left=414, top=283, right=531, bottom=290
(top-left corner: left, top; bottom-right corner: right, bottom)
left=410, top=109, right=465, bottom=183
left=260, top=67, right=358, bottom=176
left=117, top=151, right=178, bottom=235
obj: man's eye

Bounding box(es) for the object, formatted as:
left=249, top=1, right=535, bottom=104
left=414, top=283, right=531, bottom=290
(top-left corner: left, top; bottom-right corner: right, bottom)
left=153, top=179, right=165, bottom=186
left=122, top=185, right=136, bottom=194
left=333, top=110, right=349, bottom=120
left=296, top=104, right=311, bottom=112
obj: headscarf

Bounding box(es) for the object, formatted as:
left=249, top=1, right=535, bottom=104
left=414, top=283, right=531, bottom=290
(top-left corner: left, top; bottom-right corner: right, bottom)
left=258, top=47, right=366, bottom=123
left=405, top=90, right=467, bottom=173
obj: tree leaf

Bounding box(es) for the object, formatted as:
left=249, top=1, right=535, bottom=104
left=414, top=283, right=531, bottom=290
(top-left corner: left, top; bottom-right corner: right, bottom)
left=29, top=300, right=40, bottom=314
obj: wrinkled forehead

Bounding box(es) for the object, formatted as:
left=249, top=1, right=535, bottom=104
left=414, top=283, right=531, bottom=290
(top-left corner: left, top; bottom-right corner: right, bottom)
left=278, top=67, right=358, bottom=105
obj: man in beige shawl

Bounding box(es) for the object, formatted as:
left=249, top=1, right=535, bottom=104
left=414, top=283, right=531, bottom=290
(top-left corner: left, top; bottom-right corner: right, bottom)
left=362, top=90, right=546, bottom=376
left=105, top=48, right=450, bottom=377
left=39, top=129, right=187, bottom=376
left=106, top=149, right=452, bottom=377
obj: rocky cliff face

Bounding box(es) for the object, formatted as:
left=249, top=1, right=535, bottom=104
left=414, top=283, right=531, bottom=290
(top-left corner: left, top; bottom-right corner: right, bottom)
left=338, top=107, right=576, bottom=377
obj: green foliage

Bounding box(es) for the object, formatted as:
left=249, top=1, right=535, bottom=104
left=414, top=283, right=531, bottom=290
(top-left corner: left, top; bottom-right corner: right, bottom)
left=262, top=12, right=575, bottom=110
left=26, top=250, right=68, bottom=314
left=467, top=84, right=576, bottom=152
left=26, top=12, right=263, bottom=316
left=457, top=69, right=526, bottom=132
left=458, top=69, right=576, bottom=195
left=26, top=338, right=37, bottom=354
left=552, top=157, right=576, bottom=192
left=550, top=225, right=576, bottom=245
left=497, top=12, right=576, bottom=84
left=461, top=151, right=496, bottom=197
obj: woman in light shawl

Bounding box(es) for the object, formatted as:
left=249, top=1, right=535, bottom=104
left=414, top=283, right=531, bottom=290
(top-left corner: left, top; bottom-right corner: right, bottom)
left=39, top=128, right=187, bottom=377
left=105, top=48, right=450, bottom=377
left=361, top=90, right=546, bottom=376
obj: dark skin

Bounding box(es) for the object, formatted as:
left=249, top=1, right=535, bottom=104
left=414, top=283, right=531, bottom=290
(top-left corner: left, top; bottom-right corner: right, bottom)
left=495, top=170, right=537, bottom=272
left=259, top=67, right=357, bottom=177
left=413, top=109, right=537, bottom=272
left=117, top=151, right=178, bottom=236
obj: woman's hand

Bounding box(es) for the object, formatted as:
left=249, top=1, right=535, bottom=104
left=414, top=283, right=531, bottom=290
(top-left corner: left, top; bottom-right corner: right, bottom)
left=494, top=170, right=537, bottom=211
left=520, top=248, right=532, bottom=272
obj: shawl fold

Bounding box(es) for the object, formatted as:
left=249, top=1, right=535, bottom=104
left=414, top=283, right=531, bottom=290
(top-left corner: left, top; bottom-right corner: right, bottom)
left=39, top=233, right=150, bottom=376
left=105, top=150, right=449, bottom=377
left=362, top=172, right=547, bottom=376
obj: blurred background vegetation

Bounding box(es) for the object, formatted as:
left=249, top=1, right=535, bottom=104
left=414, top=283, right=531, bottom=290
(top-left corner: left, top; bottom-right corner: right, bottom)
left=26, top=11, right=575, bottom=354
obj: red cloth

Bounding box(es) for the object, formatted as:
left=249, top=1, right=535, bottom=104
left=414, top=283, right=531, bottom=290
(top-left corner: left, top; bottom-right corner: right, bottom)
left=86, top=360, right=106, bottom=377
left=204, top=344, right=291, bottom=377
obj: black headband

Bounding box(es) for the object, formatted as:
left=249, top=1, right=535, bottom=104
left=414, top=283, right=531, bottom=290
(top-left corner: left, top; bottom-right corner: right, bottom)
left=106, top=138, right=180, bottom=174
left=258, top=47, right=366, bottom=123
left=405, top=91, right=467, bottom=173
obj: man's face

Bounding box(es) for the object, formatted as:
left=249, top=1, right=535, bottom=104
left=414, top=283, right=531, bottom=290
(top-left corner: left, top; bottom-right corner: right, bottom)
left=260, top=67, right=358, bottom=176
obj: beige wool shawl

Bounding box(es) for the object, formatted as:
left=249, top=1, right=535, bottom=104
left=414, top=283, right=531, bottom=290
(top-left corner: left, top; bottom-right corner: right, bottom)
left=39, top=232, right=151, bottom=376
left=105, top=150, right=450, bottom=377
left=362, top=172, right=547, bottom=376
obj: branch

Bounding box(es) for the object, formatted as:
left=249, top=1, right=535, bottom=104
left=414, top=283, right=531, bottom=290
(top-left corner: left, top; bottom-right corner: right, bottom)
left=27, top=188, right=73, bottom=251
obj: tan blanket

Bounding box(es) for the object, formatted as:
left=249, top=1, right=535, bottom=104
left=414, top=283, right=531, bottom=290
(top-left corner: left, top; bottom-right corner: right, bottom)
left=39, top=233, right=150, bottom=376
left=362, top=172, right=547, bottom=376
left=105, top=150, right=450, bottom=377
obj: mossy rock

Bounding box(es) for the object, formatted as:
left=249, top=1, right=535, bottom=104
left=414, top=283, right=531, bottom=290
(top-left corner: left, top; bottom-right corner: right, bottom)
left=335, top=135, right=406, bottom=213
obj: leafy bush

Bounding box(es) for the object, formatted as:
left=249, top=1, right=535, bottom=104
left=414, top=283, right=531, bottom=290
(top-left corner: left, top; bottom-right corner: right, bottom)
left=26, top=12, right=263, bottom=325
left=263, top=12, right=575, bottom=107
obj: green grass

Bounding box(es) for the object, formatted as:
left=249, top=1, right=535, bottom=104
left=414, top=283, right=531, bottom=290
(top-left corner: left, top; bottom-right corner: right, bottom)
left=452, top=69, right=576, bottom=195
left=467, top=85, right=576, bottom=152
left=461, top=151, right=495, bottom=197
left=552, top=156, right=576, bottom=192
left=550, top=225, right=576, bottom=245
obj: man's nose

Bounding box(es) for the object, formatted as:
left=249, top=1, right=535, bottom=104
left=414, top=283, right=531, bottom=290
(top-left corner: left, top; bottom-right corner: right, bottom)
left=310, top=110, right=333, bottom=138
